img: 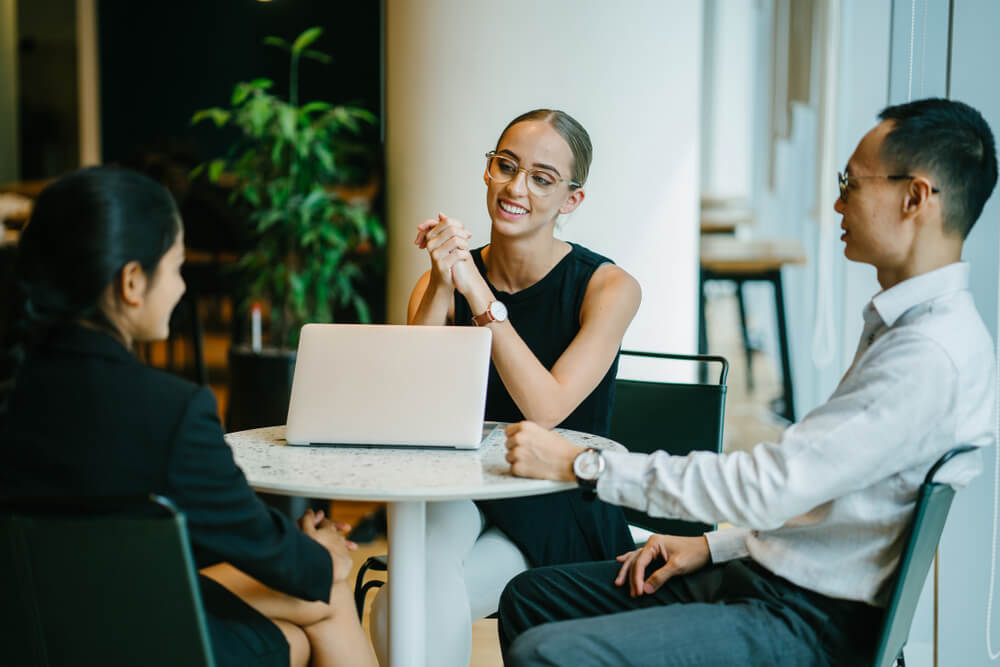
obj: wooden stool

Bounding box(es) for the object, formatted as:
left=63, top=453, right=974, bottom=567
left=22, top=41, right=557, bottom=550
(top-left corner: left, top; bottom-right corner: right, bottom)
left=699, top=236, right=806, bottom=422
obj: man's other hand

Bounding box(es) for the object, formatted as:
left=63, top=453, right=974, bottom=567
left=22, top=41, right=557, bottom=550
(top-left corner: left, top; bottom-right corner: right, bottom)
left=614, top=534, right=711, bottom=597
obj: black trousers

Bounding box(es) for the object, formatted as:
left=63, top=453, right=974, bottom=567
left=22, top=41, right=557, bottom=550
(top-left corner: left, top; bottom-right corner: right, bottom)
left=498, top=558, right=883, bottom=667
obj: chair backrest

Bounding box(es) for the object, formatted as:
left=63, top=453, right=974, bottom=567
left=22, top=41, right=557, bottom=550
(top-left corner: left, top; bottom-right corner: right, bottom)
left=0, top=494, right=216, bottom=667
left=609, top=351, right=728, bottom=536
left=871, top=445, right=977, bottom=667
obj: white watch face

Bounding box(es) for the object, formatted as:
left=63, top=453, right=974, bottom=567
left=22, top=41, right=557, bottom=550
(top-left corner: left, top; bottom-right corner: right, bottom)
left=573, top=450, right=603, bottom=481
left=489, top=300, right=508, bottom=322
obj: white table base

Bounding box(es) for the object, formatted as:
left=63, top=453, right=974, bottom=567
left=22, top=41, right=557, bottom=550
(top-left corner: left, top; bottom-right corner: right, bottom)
left=224, top=424, right=623, bottom=667
left=388, top=501, right=426, bottom=667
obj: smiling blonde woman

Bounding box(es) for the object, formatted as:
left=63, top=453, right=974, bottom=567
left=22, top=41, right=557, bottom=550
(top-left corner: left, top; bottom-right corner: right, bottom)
left=368, top=109, right=642, bottom=667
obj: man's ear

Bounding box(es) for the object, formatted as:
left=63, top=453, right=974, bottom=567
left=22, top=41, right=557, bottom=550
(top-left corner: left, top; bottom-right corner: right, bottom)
left=559, top=188, right=585, bottom=215
left=902, top=176, right=936, bottom=216
left=117, top=261, right=148, bottom=307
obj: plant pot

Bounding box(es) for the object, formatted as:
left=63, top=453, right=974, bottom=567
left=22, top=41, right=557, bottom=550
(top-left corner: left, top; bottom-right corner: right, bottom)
left=225, top=344, right=296, bottom=432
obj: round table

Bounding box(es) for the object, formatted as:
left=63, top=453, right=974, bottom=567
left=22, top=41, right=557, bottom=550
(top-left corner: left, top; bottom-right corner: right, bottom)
left=225, top=423, right=626, bottom=667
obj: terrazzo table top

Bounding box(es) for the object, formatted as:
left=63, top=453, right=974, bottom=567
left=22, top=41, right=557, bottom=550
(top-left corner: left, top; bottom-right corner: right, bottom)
left=225, top=422, right=626, bottom=502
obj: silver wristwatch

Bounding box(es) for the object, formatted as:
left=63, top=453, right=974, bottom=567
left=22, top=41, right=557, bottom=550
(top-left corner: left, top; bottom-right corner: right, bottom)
left=573, top=448, right=606, bottom=498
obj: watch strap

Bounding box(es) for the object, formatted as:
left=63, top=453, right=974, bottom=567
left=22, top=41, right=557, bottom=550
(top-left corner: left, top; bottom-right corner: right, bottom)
left=574, top=448, right=600, bottom=501
left=471, top=309, right=495, bottom=326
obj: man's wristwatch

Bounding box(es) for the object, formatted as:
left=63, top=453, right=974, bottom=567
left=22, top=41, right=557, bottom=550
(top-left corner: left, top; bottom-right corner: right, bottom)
left=573, top=448, right=606, bottom=500
left=472, top=300, right=508, bottom=326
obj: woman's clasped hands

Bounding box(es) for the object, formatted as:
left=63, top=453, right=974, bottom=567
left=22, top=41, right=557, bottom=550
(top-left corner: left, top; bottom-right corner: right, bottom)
left=414, top=213, right=478, bottom=293
left=298, top=508, right=357, bottom=583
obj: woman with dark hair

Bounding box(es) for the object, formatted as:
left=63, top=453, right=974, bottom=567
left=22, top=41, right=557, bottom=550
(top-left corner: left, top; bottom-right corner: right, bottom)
left=369, top=110, right=641, bottom=665
left=0, top=167, right=376, bottom=667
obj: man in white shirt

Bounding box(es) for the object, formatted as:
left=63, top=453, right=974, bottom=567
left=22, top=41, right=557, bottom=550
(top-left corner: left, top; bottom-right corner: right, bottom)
left=498, top=97, right=998, bottom=666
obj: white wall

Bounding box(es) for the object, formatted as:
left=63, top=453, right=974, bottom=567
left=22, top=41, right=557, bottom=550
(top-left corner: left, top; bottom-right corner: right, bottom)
left=383, top=0, right=702, bottom=355
left=936, top=1, right=1000, bottom=664
left=701, top=0, right=754, bottom=201
left=883, top=2, right=952, bottom=663
left=748, top=0, right=895, bottom=421
left=0, top=0, right=19, bottom=182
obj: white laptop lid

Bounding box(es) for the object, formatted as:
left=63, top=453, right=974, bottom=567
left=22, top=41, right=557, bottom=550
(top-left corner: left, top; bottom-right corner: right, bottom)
left=285, top=324, right=493, bottom=448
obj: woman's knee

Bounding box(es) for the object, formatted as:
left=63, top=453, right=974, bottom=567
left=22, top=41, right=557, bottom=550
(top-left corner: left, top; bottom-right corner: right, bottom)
left=274, top=619, right=311, bottom=667
left=426, top=500, right=483, bottom=556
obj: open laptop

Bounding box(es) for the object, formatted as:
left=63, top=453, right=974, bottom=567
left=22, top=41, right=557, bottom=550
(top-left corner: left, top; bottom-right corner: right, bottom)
left=285, top=324, right=494, bottom=448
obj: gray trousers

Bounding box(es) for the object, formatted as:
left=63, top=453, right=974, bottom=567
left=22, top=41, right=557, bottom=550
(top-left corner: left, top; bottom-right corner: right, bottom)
left=498, top=558, right=883, bottom=667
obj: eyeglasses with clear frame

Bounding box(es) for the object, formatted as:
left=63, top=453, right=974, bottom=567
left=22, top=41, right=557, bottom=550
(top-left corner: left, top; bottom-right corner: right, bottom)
left=837, top=171, right=940, bottom=203
left=485, top=151, right=581, bottom=196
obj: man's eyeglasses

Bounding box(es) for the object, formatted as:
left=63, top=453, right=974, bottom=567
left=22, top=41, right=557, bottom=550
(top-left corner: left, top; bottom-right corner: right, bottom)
left=485, top=152, right=581, bottom=196
left=837, top=171, right=940, bottom=203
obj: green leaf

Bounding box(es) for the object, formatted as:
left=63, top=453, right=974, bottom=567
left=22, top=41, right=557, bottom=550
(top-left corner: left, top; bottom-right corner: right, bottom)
left=350, top=108, right=378, bottom=125
left=263, top=36, right=290, bottom=51
left=278, top=106, right=296, bottom=140
left=189, top=163, right=205, bottom=179
left=332, top=106, right=360, bottom=133
left=369, top=217, right=387, bottom=246
left=314, top=144, right=335, bottom=174
left=300, top=101, right=333, bottom=116
left=353, top=294, right=371, bottom=324
left=191, top=107, right=230, bottom=127
left=291, top=27, right=324, bottom=54
left=208, top=159, right=226, bottom=183
left=255, top=209, right=285, bottom=232
left=231, top=84, right=251, bottom=107
left=271, top=136, right=286, bottom=165
left=243, top=184, right=261, bottom=208
left=302, top=49, right=332, bottom=64
left=247, top=96, right=274, bottom=134
left=231, top=80, right=271, bottom=107
left=302, top=188, right=327, bottom=211
left=289, top=273, right=306, bottom=311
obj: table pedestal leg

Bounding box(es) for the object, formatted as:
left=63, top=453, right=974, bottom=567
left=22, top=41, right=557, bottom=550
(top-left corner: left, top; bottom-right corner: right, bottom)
left=387, top=500, right=426, bottom=667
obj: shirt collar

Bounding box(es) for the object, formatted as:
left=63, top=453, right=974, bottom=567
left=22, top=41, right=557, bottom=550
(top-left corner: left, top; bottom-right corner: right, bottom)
left=868, top=262, right=970, bottom=328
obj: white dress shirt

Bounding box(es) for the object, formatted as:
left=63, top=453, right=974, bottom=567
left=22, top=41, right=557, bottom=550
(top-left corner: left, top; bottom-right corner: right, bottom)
left=597, top=262, right=995, bottom=606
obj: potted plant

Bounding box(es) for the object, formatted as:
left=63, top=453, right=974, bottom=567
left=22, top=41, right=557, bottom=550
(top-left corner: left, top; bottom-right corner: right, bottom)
left=191, top=27, right=384, bottom=431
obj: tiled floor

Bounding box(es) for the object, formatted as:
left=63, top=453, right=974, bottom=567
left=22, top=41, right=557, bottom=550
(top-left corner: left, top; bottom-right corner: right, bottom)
left=160, top=289, right=788, bottom=666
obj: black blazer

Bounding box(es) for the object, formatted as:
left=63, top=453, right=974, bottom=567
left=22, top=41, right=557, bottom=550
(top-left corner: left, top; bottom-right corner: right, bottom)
left=1, top=325, right=331, bottom=604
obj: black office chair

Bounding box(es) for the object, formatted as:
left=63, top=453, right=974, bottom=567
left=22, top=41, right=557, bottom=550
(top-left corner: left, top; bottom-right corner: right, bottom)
left=0, top=494, right=216, bottom=667
left=610, top=350, right=728, bottom=538
left=870, top=445, right=976, bottom=667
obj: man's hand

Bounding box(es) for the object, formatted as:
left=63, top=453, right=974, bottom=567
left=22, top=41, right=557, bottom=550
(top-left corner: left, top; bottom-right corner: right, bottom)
left=505, top=421, right=582, bottom=482
left=614, top=534, right=711, bottom=597
left=298, top=508, right=357, bottom=583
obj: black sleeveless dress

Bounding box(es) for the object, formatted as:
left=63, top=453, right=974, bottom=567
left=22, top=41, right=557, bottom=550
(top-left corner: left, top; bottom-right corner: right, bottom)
left=453, top=243, right=634, bottom=566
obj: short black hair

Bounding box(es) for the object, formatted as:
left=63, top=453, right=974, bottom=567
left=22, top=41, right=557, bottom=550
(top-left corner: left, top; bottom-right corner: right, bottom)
left=878, top=98, right=997, bottom=238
